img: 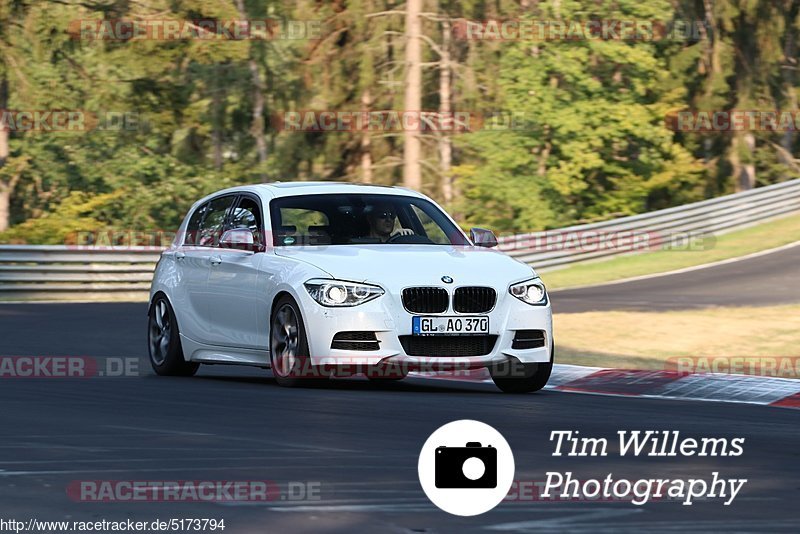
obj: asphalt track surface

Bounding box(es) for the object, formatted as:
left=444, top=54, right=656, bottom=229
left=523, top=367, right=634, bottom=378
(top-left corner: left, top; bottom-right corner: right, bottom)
left=0, top=302, right=798, bottom=533
left=551, top=241, right=800, bottom=313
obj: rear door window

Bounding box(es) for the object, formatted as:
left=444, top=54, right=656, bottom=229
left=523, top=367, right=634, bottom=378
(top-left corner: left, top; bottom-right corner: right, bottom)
left=197, top=195, right=236, bottom=247
left=184, top=202, right=209, bottom=246
left=275, top=208, right=330, bottom=245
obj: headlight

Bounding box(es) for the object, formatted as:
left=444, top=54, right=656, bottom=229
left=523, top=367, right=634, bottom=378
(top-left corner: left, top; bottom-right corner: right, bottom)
left=509, top=278, right=548, bottom=305
left=304, top=279, right=384, bottom=307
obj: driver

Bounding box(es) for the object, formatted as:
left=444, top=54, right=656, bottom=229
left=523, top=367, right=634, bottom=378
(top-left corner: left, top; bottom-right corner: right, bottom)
left=366, top=203, right=414, bottom=242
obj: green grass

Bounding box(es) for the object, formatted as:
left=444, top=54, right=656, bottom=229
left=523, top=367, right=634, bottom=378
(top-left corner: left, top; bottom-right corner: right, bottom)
left=542, top=212, right=800, bottom=290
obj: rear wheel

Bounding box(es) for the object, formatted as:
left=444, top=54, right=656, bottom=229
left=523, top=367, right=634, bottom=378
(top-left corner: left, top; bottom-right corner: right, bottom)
left=270, top=296, right=321, bottom=387
left=490, top=343, right=554, bottom=394
left=148, top=295, right=199, bottom=377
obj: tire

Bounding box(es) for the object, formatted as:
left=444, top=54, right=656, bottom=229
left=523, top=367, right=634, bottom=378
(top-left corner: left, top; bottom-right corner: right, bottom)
left=365, top=363, right=408, bottom=382
left=490, top=342, right=554, bottom=394
left=148, top=295, right=200, bottom=377
left=269, top=295, right=321, bottom=387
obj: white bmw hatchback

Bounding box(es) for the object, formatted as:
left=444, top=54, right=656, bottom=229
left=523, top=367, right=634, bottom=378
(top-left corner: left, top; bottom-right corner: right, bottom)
left=148, top=182, right=553, bottom=393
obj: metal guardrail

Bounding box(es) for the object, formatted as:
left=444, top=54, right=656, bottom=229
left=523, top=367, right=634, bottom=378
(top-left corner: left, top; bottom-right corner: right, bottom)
left=0, top=247, right=160, bottom=301
left=497, top=178, right=800, bottom=269
left=0, top=178, right=798, bottom=300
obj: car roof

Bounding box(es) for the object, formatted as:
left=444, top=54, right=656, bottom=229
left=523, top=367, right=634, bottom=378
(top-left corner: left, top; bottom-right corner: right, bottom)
left=188, top=181, right=430, bottom=213
left=256, top=181, right=426, bottom=199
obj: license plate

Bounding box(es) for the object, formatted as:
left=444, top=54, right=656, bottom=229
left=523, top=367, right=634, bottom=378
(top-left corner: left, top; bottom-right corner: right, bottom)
left=412, top=316, right=489, bottom=336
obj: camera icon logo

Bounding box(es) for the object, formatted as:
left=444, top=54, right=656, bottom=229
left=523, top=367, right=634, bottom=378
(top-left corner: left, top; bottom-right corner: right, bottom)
left=435, top=442, right=497, bottom=488
left=418, top=420, right=515, bottom=516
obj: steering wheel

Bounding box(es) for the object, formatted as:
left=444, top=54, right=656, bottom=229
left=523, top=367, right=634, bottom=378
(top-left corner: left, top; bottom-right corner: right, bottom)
left=386, top=232, right=435, bottom=245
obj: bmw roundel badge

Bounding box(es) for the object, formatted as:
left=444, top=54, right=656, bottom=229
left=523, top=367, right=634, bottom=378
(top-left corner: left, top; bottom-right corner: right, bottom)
left=441, top=276, right=454, bottom=284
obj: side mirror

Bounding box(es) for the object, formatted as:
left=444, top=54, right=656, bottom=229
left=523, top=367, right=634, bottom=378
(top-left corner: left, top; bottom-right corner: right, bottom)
left=220, top=228, right=258, bottom=252
left=470, top=227, right=498, bottom=248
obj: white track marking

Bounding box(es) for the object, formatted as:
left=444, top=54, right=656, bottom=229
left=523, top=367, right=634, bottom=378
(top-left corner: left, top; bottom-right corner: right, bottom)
left=104, top=425, right=361, bottom=453
left=549, top=240, right=800, bottom=292
left=105, top=425, right=212, bottom=436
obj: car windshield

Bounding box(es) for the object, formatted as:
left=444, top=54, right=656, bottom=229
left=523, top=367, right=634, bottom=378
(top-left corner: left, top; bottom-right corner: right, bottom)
left=269, top=193, right=469, bottom=247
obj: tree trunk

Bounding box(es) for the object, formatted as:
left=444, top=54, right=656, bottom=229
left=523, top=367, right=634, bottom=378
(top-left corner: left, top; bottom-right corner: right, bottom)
left=739, top=132, right=756, bottom=190
left=403, top=0, right=423, bottom=190
left=235, top=0, right=268, bottom=170
left=212, top=64, right=224, bottom=170
left=0, top=73, right=10, bottom=232
left=247, top=61, right=268, bottom=167
left=780, top=1, right=799, bottom=156
left=0, top=189, right=9, bottom=233
left=361, top=90, right=373, bottom=183
left=731, top=132, right=756, bottom=191
left=439, top=18, right=453, bottom=203
left=702, top=0, right=723, bottom=172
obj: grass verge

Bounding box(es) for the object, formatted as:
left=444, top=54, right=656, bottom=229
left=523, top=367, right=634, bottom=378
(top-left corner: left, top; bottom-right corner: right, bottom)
left=555, top=305, right=800, bottom=377
left=542, top=212, right=800, bottom=290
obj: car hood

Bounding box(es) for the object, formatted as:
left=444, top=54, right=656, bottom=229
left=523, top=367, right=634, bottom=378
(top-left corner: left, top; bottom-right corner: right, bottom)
left=274, top=245, right=535, bottom=289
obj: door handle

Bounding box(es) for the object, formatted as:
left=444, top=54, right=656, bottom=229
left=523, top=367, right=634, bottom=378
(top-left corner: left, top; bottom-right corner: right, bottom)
left=175, top=251, right=186, bottom=260
left=210, top=255, right=222, bottom=266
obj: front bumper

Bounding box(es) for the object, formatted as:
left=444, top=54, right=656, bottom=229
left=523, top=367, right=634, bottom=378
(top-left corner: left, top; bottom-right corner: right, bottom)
left=297, top=286, right=553, bottom=370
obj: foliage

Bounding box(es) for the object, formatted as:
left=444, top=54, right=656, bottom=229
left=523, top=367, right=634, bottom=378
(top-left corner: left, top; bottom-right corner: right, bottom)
left=0, top=190, right=122, bottom=244
left=0, top=0, right=798, bottom=242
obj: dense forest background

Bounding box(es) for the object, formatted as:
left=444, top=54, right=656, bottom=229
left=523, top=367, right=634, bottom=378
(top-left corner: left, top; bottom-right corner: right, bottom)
left=0, top=0, right=798, bottom=243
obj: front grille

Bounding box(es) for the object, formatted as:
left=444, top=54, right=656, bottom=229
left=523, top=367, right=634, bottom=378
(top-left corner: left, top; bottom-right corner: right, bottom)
left=402, top=287, right=449, bottom=314
left=512, top=330, right=546, bottom=350
left=399, top=335, right=497, bottom=357
left=453, top=287, right=497, bottom=313
left=331, top=331, right=380, bottom=351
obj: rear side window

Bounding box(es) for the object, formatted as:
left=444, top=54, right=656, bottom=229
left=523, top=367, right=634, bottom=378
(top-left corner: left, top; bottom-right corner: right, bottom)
left=275, top=208, right=330, bottom=246
left=196, top=195, right=236, bottom=247
left=184, top=203, right=209, bottom=246
left=280, top=208, right=328, bottom=234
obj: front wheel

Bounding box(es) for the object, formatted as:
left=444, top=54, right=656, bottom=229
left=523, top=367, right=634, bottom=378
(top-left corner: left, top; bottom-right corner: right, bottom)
left=270, top=296, right=322, bottom=387
left=490, top=343, right=554, bottom=393
left=148, top=295, right=199, bottom=377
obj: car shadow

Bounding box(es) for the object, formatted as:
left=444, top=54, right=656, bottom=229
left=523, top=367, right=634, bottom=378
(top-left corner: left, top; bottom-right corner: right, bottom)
left=190, top=372, right=506, bottom=395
